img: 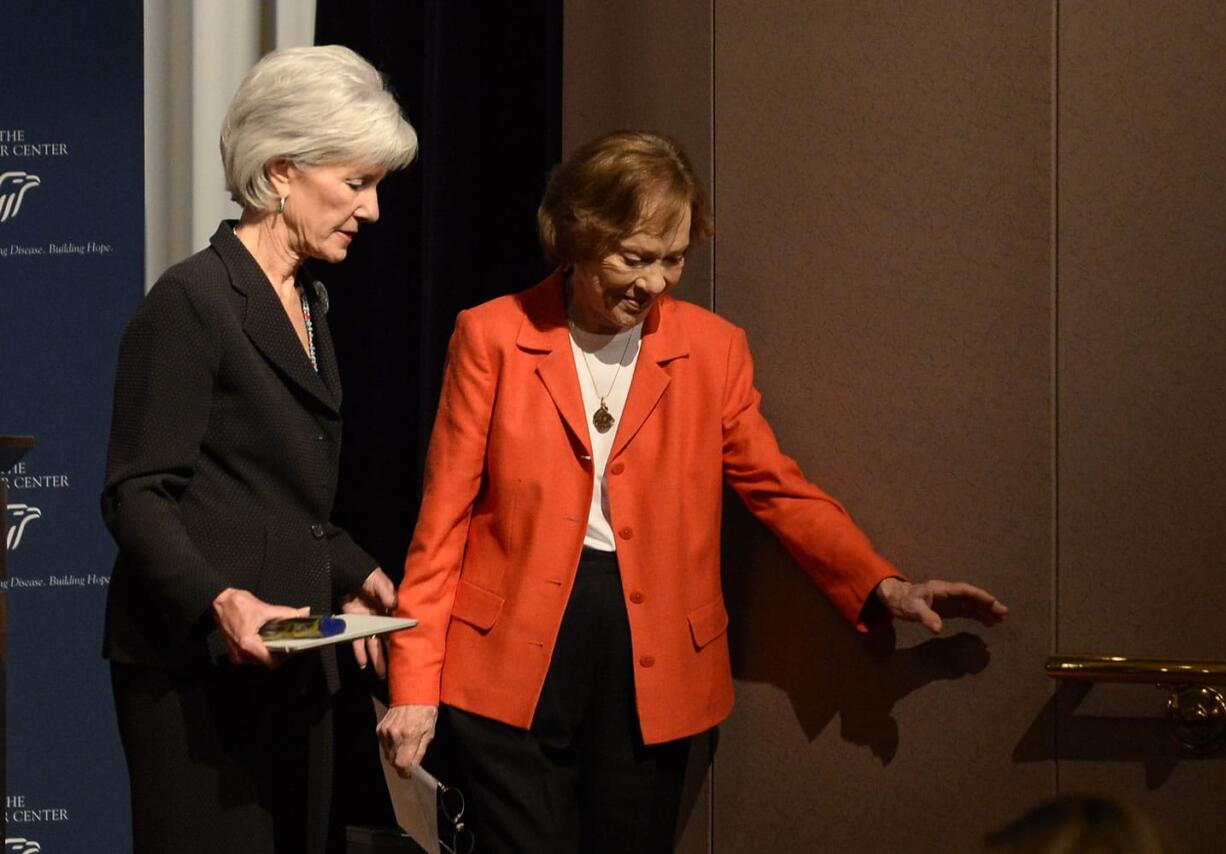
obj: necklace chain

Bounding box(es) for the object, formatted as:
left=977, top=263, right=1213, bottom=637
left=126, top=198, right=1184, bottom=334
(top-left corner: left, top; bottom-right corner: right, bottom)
left=299, top=285, right=318, bottom=372
left=572, top=324, right=636, bottom=434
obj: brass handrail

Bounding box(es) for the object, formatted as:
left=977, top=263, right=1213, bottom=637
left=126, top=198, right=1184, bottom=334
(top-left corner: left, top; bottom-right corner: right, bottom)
left=1046, top=655, right=1226, bottom=686
left=1045, top=655, right=1226, bottom=755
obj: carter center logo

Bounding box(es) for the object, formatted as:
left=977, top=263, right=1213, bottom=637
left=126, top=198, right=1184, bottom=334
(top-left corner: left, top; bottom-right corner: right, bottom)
left=0, top=172, right=41, bottom=223
left=5, top=838, right=42, bottom=853
left=5, top=505, right=42, bottom=550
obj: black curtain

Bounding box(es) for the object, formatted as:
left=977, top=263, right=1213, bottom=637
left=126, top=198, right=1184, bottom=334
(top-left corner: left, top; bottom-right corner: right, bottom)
left=312, top=1, right=562, bottom=844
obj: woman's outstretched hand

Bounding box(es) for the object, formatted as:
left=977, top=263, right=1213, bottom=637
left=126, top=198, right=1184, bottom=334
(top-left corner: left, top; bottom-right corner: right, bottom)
left=874, top=577, right=1008, bottom=633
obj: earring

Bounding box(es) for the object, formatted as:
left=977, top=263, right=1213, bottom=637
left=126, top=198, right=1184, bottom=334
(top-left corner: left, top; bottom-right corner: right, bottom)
left=277, top=196, right=287, bottom=215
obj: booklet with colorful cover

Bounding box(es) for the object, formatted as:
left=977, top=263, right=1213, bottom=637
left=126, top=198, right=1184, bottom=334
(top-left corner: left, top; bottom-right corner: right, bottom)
left=260, top=614, right=417, bottom=653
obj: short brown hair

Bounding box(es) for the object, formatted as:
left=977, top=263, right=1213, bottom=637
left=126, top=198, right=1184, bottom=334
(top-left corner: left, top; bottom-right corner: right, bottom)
left=537, top=130, right=714, bottom=266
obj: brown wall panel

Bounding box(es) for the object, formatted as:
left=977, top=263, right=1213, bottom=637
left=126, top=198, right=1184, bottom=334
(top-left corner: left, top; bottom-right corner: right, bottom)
left=562, top=1, right=1226, bottom=851
left=1057, top=4, right=1226, bottom=848
left=712, top=3, right=1053, bottom=851
left=563, top=0, right=714, bottom=309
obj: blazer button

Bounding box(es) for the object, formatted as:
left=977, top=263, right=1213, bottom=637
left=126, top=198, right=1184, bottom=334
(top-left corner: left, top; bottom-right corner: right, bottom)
left=310, top=523, right=325, bottom=539
left=629, top=590, right=645, bottom=604
left=609, top=461, right=625, bottom=475
left=618, top=527, right=633, bottom=540
left=639, top=654, right=655, bottom=668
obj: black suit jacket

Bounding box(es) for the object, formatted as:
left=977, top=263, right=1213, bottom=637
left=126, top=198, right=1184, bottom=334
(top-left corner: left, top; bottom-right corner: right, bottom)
left=102, top=222, right=376, bottom=669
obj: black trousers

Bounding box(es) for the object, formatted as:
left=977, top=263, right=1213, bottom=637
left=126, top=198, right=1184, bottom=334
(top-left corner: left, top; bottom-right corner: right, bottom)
left=445, top=547, right=690, bottom=854
left=111, top=656, right=333, bottom=854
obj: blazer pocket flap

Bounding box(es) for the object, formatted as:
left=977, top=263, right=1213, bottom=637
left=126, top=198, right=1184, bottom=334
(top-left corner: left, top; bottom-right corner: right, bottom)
left=451, top=580, right=504, bottom=632
left=688, top=597, right=729, bottom=649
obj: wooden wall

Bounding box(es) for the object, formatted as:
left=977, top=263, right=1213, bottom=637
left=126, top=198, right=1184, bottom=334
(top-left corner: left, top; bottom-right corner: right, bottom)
left=563, top=2, right=1225, bottom=850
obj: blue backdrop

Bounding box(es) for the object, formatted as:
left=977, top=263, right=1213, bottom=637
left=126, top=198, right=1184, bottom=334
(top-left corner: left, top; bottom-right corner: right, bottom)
left=0, top=2, right=143, bottom=850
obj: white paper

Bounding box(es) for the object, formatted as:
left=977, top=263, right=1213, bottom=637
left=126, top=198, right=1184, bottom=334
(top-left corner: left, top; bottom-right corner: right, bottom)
left=372, top=696, right=441, bottom=854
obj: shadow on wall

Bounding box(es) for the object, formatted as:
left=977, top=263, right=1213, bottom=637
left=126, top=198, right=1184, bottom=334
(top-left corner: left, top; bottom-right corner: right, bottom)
left=721, top=498, right=993, bottom=764
left=1013, top=681, right=1224, bottom=789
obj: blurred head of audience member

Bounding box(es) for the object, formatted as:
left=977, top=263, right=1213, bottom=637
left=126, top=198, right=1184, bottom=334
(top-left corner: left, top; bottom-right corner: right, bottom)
left=985, top=795, right=1177, bottom=854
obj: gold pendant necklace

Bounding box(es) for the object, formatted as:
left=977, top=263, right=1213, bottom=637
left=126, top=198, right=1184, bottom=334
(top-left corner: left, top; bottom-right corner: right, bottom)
left=592, top=401, right=615, bottom=432
left=574, top=325, right=637, bottom=434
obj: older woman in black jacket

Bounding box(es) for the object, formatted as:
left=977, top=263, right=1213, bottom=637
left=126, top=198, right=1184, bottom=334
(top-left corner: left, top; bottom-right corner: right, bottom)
left=101, top=45, right=416, bottom=854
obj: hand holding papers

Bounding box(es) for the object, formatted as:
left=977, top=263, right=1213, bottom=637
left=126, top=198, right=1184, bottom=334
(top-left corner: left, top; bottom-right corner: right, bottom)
left=372, top=697, right=475, bottom=854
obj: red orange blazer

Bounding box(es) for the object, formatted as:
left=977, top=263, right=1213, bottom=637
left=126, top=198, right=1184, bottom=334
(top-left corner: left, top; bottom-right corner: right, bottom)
left=388, top=270, right=900, bottom=744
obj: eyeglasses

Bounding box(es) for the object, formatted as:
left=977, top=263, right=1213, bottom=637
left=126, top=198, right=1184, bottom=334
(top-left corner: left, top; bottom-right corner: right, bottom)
left=438, top=783, right=475, bottom=854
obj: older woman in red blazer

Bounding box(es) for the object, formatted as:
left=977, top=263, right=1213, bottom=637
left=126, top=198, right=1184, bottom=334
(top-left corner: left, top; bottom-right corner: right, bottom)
left=380, top=131, right=1006, bottom=853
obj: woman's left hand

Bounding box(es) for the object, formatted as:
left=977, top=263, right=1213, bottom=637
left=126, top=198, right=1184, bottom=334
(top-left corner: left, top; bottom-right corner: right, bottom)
left=874, top=577, right=1008, bottom=633
left=341, top=567, right=397, bottom=677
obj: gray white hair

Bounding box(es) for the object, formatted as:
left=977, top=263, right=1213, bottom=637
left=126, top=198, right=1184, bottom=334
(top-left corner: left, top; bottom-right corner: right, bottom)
left=221, top=45, right=418, bottom=212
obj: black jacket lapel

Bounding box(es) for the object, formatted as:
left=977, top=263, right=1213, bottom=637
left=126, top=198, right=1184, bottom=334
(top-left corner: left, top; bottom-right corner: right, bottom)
left=209, top=223, right=340, bottom=414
